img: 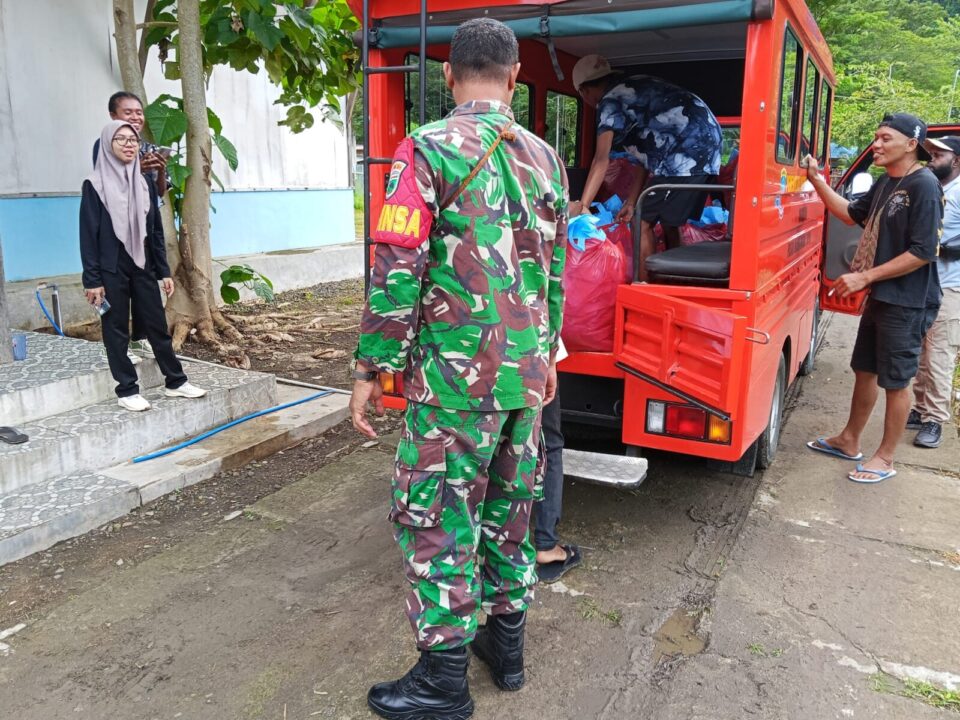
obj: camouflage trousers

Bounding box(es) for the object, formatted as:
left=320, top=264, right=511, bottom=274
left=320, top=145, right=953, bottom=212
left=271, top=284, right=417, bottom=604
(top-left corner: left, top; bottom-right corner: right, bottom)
left=391, top=401, right=545, bottom=650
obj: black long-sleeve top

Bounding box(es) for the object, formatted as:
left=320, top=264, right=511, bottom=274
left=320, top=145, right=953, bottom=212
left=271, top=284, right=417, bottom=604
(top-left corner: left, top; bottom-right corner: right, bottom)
left=79, top=178, right=171, bottom=289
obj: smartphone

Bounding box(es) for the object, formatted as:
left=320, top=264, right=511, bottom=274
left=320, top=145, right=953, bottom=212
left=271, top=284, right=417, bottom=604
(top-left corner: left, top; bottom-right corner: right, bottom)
left=155, top=146, right=174, bottom=158
left=96, top=298, right=111, bottom=316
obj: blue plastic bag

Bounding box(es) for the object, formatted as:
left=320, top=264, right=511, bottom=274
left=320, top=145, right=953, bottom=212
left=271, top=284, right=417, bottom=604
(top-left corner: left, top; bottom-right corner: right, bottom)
left=690, top=202, right=729, bottom=227
left=567, top=214, right=606, bottom=251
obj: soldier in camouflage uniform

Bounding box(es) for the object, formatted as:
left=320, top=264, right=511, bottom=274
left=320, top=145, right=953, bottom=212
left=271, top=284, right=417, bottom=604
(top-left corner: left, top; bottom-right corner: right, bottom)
left=349, top=18, right=568, bottom=720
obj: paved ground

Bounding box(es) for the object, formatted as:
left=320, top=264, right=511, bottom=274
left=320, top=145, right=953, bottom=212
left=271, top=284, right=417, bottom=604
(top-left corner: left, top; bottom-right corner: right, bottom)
left=0, top=314, right=957, bottom=719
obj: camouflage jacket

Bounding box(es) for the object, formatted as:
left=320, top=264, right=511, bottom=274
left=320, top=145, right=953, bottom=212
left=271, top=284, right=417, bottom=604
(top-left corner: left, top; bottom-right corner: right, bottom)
left=356, top=100, right=568, bottom=412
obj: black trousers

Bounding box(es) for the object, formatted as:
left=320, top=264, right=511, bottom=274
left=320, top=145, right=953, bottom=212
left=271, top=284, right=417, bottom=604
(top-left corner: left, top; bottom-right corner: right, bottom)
left=532, top=389, right=564, bottom=551
left=100, top=249, right=187, bottom=398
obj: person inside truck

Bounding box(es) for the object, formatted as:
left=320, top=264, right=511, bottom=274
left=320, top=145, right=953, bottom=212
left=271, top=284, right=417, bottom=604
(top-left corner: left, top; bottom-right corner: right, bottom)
left=803, top=113, right=943, bottom=483
left=568, top=54, right=723, bottom=280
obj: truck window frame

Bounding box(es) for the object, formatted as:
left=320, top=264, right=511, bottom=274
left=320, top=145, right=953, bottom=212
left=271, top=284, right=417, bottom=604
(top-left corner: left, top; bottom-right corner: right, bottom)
left=801, top=56, right=820, bottom=160
left=776, top=25, right=803, bottom=165
left=817, top=83, right=833, bottom=164
left=403, top=54, right=533, bottom=133
left=545, top=89, right=582, bottom=167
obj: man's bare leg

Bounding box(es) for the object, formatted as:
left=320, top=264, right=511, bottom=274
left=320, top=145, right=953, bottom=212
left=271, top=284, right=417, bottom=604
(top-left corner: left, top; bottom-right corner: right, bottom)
left=849, top=386, right=911, bottom=479
left=639, top=221, right=656, bottom=282
left=824, top=370, right=879, bottom=458
left=662, top=225, right=681, bottom=249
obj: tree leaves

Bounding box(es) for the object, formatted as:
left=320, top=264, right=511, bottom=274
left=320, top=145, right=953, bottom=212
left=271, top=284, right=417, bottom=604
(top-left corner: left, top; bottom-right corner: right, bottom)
left=244, top=10, right=283, bottom=51
left=219, top=264, right=274, bottom=304
left=811, top=0, right=960, bottom=149
left=212, top=133, right=239, bottom=170
left=145, top=98, right=188, bottom=146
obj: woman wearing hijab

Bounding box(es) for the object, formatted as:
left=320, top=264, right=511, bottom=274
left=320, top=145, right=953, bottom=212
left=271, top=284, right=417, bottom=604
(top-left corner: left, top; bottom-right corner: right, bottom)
left=80, top=120, right=206, bottom=412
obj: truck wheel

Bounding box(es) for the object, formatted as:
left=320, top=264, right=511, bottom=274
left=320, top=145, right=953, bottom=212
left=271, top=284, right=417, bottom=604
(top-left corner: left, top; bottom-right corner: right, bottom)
left=757, top=354, right=787, bottom=470
left=798, top=297, right=820, bottom=377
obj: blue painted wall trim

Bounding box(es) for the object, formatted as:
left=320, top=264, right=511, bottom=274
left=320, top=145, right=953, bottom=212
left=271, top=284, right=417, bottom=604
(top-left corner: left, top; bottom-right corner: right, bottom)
left=0, top=188, right=355, bottom=282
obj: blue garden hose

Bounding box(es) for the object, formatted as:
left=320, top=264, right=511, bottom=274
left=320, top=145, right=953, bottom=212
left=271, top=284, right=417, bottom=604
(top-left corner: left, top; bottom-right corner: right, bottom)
left=132, top=390, right=333, bottom=463
left=35, top=289, right=65, bottom=336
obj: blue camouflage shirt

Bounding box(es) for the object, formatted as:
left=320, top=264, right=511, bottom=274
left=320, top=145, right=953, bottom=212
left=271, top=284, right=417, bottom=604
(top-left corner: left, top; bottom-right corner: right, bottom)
left=596, top=76, right=723, bottom=177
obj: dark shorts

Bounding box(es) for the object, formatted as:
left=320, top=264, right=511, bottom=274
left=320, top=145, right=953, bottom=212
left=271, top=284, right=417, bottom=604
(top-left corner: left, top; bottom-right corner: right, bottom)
left=850, top=299, right=934, bottom=389
left=640, top=174, right=711, bottom=227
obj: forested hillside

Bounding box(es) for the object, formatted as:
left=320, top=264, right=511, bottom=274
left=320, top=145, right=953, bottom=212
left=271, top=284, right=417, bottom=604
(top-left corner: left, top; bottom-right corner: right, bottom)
left=810, top=0, right=960, bottom=149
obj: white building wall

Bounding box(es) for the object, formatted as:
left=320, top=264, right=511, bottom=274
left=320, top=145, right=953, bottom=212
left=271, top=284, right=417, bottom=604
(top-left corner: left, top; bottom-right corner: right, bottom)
left=0, top=0, right=348, bottom=196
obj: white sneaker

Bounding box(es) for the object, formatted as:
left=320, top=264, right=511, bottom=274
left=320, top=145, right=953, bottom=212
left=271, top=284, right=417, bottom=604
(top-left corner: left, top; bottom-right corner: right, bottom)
left=164, top=382, right=207, bottom=399
left=127, top=350, right=142, bottom=366
left=118, top=394, right=151, bottom=412
left=133, top=339, right=153, bottom=356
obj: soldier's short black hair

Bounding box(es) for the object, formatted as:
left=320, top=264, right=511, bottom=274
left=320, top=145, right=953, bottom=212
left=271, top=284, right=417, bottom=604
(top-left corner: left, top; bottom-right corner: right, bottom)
left=449, top=18, right=519, bottom=83
left=108, top=91, right=143, bottom=114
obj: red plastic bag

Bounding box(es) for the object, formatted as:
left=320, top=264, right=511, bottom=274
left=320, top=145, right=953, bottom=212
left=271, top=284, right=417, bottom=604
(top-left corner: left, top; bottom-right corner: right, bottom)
left=680, top=222, right=727, bottom=246
left=561, top=236, right=626, bottom=353
left=653, top=222, right=727, bottom=249
left=601, top=222, right=634, bottom=282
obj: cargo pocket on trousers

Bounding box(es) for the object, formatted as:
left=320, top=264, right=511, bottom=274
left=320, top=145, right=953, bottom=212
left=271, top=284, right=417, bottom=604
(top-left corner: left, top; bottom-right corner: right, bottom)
left=390, top=438, right=446, bottom=528
left=948, top=318, right=960, bottom=347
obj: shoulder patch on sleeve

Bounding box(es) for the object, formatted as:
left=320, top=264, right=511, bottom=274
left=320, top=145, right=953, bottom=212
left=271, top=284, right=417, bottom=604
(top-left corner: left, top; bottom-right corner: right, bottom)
left=372, top=137, right=433, bottom=249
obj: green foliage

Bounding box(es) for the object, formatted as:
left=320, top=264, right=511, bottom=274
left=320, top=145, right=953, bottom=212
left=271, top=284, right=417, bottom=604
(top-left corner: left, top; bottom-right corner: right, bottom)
left=219, top=264, right=275, bottom=304
left=810, top=0, right=960, bottom=149
left=144, top=95, right=234, bottom=217
left=148, top=0, right=360, bottom=133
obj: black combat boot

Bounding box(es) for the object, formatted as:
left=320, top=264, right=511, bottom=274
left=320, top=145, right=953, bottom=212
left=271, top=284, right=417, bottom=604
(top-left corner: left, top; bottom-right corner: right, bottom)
left=367, top=647, right=474, bottom=720
left=471, top=611, right=526, bottom=690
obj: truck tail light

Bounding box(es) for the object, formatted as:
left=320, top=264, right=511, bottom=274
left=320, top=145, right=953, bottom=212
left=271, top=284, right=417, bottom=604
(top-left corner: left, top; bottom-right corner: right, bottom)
left=665, top=405, right=706, bottom=439
left=646, top=401, right=730, bottom=444
left=708, top=414, right=732, bottom=443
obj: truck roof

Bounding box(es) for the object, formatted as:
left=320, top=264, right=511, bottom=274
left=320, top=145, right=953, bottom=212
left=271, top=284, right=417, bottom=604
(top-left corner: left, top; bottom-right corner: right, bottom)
left=349, top=0, right=832, bottom=78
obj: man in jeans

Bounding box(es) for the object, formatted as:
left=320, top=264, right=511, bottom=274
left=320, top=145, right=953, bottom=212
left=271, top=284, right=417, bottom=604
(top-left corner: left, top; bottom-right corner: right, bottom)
left=908, top=136, right=960, bottom=447
left=532, top=341, right=581, bottom=583
left=803, top=113, right=942, bottom=482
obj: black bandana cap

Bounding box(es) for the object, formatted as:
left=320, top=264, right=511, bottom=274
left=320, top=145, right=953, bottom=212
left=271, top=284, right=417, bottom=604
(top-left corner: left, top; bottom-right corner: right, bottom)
left=879, top=113, right=931, bottom=161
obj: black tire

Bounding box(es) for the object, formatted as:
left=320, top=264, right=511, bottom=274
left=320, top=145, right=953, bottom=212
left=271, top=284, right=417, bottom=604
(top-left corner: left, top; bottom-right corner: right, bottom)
left=798, top=297, right=821, bottom=377
left=757, top=353, right=787, bottom=470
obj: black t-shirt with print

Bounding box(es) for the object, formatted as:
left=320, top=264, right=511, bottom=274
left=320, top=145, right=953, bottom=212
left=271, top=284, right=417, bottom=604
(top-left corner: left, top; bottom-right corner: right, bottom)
left=847, top=167, right=943, bottom=309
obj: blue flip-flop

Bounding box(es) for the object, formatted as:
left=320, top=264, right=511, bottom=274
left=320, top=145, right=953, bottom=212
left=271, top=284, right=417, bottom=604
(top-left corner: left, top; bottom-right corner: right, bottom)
left=806, top=437, right=864, bottom=461
left=848, top=463, right=897, bottom=484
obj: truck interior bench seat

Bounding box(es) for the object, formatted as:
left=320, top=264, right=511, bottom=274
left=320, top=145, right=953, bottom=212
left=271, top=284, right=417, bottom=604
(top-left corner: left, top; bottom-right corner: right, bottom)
left=645, top=241, right=732, bottom=287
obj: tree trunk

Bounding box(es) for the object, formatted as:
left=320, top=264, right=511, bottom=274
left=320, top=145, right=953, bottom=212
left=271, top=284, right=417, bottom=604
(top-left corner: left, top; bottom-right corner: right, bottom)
left=343, top=90, right=358, bottom=188
left=168, top=0, right=240, bottom=350
left=0, top=241, right=13, bottom=365
left=137, top=0, right=157, bottom=76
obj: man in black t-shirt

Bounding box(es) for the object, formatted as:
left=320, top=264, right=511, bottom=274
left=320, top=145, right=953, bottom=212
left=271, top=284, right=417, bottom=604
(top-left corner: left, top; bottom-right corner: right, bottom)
left=803, top=113, right=943, bottom=484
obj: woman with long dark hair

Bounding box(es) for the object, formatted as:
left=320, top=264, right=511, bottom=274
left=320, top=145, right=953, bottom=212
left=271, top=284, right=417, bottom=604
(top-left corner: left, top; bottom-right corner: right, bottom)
left=80, top=120, right=205, bottom=411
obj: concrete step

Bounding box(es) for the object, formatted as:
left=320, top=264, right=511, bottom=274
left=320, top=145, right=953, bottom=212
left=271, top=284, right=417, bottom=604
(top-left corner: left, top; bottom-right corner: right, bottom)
left=0, top=385, right=349, bottom=566
left=0, top=361, right=277, bottom=495
left=0, top=332, right=163, bottom=427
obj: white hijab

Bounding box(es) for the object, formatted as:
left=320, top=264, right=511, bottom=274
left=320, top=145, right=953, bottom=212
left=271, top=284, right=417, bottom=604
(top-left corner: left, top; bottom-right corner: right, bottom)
left=88, top=120, right=150, bottom=269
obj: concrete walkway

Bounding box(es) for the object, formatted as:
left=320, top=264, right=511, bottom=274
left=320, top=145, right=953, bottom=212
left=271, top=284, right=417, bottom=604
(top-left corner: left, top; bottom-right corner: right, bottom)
left=656, top=312, right=960, bottom=720
left=0, top=313, right=956, bottom=719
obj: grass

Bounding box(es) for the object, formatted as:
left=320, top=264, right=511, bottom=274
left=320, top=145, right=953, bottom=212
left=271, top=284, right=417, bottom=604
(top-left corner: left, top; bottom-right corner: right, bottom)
left=354, top=187, right=364, bottom=242
left=577, top=598, right=623, bottom=627
left=747, top=643, right=785, bottom=658
left=871, top=673, right=960, bottom=713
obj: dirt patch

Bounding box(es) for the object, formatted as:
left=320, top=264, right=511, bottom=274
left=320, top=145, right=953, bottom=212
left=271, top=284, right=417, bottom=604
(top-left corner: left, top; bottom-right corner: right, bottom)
left=185, top=277, right=365, bottom=390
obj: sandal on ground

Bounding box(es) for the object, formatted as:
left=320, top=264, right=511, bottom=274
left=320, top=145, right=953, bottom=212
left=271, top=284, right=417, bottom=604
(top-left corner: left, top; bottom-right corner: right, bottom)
left=847, top=463, right=897, bottom=484
left=536, top=544, right=582, bottom=584
left=806, top=437, right=864, bottom=461
left=0, top=426, right=28, bottom=444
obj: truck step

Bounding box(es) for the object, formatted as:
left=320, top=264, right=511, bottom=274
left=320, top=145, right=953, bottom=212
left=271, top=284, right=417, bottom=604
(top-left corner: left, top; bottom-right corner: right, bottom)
left=562, top=448, right=648, bottom=489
